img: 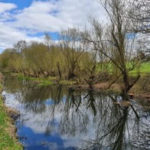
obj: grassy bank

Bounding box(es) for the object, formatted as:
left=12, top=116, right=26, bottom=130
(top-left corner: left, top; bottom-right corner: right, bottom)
left=9, top=67, right=150, bottom=99
left=0, top=83, right=22, bottom=150
left=16, top=73, right=76, bottom=86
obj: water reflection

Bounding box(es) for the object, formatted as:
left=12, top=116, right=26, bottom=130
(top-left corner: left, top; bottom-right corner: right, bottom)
left=3, top=77, right=150, bottom=150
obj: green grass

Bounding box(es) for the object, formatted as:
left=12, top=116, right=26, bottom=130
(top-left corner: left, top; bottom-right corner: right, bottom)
left=17, top=74, right=77, bottom=86
left=0, top=84, right=22, bottom=150
left=59, top=80, right=76, bottom=85
left=17, top=74, right=54, bottom=86
left=37, top=79, right=53, bottom=86
left=129, top=62, right=150, bottom=76
left=96, top=62, right=150, bottom=77
left=138, top=62, right=150, bottom=74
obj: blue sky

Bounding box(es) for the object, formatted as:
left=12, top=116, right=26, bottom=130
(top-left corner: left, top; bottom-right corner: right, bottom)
left=0, top=0, right=106, bottom=51
left=1, top=0, right=32, bottom=9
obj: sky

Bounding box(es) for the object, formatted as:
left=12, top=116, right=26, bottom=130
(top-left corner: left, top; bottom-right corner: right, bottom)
left=0, top=0, right=106, bottom=52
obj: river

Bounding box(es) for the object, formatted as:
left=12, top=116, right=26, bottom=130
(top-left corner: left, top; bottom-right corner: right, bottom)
left=2, top=76, right=150, bottom=150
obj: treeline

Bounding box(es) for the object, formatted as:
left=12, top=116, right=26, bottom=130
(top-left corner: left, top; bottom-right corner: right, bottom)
left=0, top=39, right=99, bottom=81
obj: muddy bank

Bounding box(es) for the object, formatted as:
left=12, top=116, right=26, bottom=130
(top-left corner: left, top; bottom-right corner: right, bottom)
left=70, top=82, right=150, bottom=100
left=4, top=104, right=20, bottom=139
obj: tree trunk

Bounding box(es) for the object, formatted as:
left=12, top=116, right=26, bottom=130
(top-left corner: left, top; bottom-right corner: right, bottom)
left=57, top=63, right=62, bottom=80
left=122, top=71, right=130, bottom=100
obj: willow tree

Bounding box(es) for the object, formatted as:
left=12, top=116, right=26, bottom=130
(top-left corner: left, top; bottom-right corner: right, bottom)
left=0, top=49, right=24, bottom=73
left=60, top=28, right=84, bottom=80
left=82, top=0, right=141, bottom=99
left=23, top=42, right=52, bottom=77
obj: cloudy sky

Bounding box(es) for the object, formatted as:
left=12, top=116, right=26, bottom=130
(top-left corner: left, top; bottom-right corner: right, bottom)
left=0, top=0, right=106, bottom=52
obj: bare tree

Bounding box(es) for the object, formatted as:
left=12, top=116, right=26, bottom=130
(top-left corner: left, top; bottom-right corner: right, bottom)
left=82, top=0, right=141, bottom=99
left=14, top=40, right=27, bottom=53
left=129, top=0, right=150, bottom=33
left=129, top=0, right=150, bottom=58
left=44, top=33, right=51, bottom=49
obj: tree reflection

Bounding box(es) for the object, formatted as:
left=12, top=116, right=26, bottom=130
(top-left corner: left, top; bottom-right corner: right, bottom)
left=4, top=78, right=150, bottom=150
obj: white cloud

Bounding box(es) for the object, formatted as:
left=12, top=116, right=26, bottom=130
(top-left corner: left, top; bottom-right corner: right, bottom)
left=13, top=0, right=106, bottom=32
left=0, top=22, right=43, bottom=50
left=0, top=2, right=16, bottom=13
left=0, top=0, right=106, bottom=51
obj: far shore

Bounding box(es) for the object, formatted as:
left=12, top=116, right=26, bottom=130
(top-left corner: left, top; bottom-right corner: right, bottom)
left=6, top=72, right=150, bottom=101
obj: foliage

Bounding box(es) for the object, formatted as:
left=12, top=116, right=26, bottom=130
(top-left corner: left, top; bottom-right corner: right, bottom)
left=0, top=41, right=94, bottom=81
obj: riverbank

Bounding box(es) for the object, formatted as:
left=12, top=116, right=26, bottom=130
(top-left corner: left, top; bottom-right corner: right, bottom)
left=13, top=73, right=150, bottom=100
left=0, top=79, right=22, bottom=150
left=74, top=82, right=150, bottom=100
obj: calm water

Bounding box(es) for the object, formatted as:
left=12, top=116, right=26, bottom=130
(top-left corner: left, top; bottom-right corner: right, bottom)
left=2, top=77, right=150, bottom=150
